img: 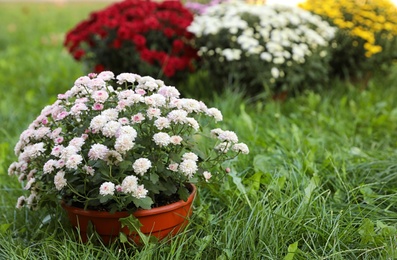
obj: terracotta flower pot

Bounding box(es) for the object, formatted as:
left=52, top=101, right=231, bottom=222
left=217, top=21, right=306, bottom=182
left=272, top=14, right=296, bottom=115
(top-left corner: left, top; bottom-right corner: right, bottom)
left=62, top=184, right=196, bottom=244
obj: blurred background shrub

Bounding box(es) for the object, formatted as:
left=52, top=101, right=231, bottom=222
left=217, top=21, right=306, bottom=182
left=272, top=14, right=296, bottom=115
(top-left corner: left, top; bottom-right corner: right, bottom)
left=187, top=1, right=336, bottom=97
left=64, top=0, right=198, bottom=86
left=300, top=0, right=397, bottom=84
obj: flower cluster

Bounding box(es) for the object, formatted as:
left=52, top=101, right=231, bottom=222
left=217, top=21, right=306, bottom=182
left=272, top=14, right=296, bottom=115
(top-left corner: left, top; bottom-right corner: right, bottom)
left=8, top=71, right=248, bottom=212
left=187, top=1, right=336, bottom=95
left=64, top=0, right=197, bottom=83
left=300, top=0, right=397, bottom=79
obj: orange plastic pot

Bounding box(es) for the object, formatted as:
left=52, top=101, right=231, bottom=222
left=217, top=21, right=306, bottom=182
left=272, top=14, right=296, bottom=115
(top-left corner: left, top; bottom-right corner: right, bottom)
left=62, top=184, right=196, bottom=244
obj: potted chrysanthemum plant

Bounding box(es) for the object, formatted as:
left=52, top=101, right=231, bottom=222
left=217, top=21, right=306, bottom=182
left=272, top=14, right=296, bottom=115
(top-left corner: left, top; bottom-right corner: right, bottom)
left=8, top=71, right=249, bottom=244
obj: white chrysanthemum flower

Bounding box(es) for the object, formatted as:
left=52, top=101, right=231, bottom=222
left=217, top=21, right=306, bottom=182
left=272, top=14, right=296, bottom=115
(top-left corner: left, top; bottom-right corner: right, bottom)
left=54, top=171, right=67, bottom=190
left=16, top=196, right=26, bottom=209
left=102, top=121, right=121, bottom=137
left=43, top=159, right=57, bottom=174
left=118, top=117, right=130, bottom=125
left=70, top=102, right=88, bottom=116
left=65, top=154, right=83, bottom=169
left=97, top=71, right=115, bottom=81
left=118, top=89, right=134, bottom=99
left=101, top=108, right=119, bottom=121
left=158, top=86, right=180, bottom=98
left=50, top=127, right=62, bottom=140
left=222, top=48, right=242, bottom=61
left=215, top=142, right=231, bottom=153
left=60, top=145, right=78, bottom=161
left=34, top=127, right=51, bottom=139
left=114, top=134, right=135, bottom=153
left=104, top=150, right=123, bottom=165
left=218, top=130, right=239, bottom=143
left=116, top=73, right=141, bottom=84
left=232, top=143, right=250, bottom=154
left=133, top=185, right=148, bottom=199
left=271, top=67, right=280, bottom=79
left=203, top=171, right=212, bottom=182
left=167, top=163, right=179, bottom=172
left=210, top=128, right=224, bottom=138
left=186, top=117, right=200, bottom=130
left=26, top=143, right=46, bottom=159
left=26, top=192, right=37, bottom=209
left=178, top=98, right=202, bottom=113
left=154, top=117, right=171, bottom=130
left=260, top=52, right=272, bottom=62
left=179, top=159, right=198, bottom=178
left=51, top=145, right=64, bottom=157
left=121, top=175, right=138, bottom=193
left=56, top=159, right=65, bottom=169
left=99, top=182, right=115, bottom=196
left=69, top=137, right=85, bottom=149
left=24, top=177, right=35, bottom=190
left=90, top=115, right=109, bottom=132
left=167, top=109, right=188, bottom=124
left=153, top=132, right=171, bottom=147
left=119, top=126, right=137, bottom=139
left=170, top=135, right=183, bottom=145
left=207, top=108, right=223, bottom=122
left=147, top=107, right=161, bottom=119
left=88, top=144, right=109, bottom=160
left=83, top=165, right=95, bottom=176
left=92, top=90, right=109, bottom=103
left=131, top=113, right=145, bottom=124
left=137, top=76, right=158, bottom=91
left=74, top=76, right=91, bottom=87
left=133, top=158, right=152, bottom=176
left=144, top=94, right=166, bottom=107
left=88, top=78, right=106, bottom=91
left=182, top=152, right=199, bottom=162
left=8, top=162, right=18, bottom=176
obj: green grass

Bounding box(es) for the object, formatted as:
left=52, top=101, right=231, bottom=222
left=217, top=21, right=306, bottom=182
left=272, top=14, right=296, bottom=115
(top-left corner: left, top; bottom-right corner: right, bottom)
left=2, top=2, right=397, bottom=259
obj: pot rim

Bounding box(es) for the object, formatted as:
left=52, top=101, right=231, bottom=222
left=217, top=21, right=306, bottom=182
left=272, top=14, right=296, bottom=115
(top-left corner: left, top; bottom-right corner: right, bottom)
left=61, top=184, right=196, bottom=218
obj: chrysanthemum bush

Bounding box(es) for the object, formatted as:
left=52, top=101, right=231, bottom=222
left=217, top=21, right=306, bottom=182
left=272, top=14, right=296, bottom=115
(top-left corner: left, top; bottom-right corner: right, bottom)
left=8, top=71, right=249, bottom=213
left=64, top=0, right=197, bottom=84
left=187, top=1, right=336, bottom=96
left=300, top=0, right=397, bottom=80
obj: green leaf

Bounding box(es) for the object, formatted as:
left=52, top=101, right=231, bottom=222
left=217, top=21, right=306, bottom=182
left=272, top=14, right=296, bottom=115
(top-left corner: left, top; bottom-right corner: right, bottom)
left=304, top=176, right=320, bottom=203
left=253, top=154, right=270, bottom=173
left=120, top=215, right=142, bottom=233
left=119, top=160, right=133, bottom=172
left=99, top=195, right=111, bottom=203
left=359, top=186, right=376, bottom=205
left=150, top=172, right=159, bottom=184
left=178, top=186, right=189, bottom=201
left=119, top=232, right=128, bottom=243
left=284, top=241, right=299, bottom=260
left=132, top=196, right=153, bottom=210
left=229, top=169, right=251, bottom=208
left=239, top=104, right=254, bottom=132
left=0, top=224, right=11, bottom=234
left=119, top=215, right=150, bottom=246
left=244, top=172, right=262, bottom=193
left=359, top=218, right=376, bottom=245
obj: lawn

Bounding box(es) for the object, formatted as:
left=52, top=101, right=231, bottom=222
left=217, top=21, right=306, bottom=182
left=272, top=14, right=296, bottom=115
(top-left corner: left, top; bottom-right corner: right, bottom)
left=1, top=2, right=397, bottom=259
